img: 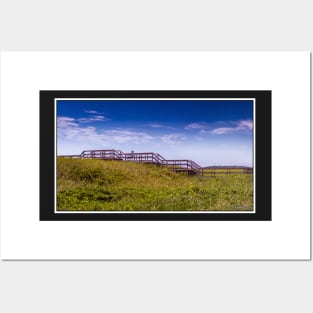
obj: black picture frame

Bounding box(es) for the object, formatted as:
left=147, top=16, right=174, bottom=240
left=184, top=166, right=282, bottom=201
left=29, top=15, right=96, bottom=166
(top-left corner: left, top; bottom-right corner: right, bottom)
left=40, top=90, right=271, bottom=221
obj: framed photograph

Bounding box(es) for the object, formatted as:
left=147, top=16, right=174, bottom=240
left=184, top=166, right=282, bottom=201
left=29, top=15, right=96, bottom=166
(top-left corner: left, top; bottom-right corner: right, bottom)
left=1, top=52, right=309, bottom=260
left=40, top=90, right=271, bottom=221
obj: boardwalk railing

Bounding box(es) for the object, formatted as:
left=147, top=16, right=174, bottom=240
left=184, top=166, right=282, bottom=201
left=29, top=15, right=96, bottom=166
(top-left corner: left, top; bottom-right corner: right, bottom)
left=166, top=160, right=202, bottom=175
left=123, top=152, right=166, bottom=165
left=59, top=149, right=252, bottom=176
left=80, top=149, right=123, bottom=160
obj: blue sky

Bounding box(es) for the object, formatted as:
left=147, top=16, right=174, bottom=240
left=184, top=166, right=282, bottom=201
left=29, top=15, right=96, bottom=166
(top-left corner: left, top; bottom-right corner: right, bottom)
left=56, top=100, right=253, bottom=166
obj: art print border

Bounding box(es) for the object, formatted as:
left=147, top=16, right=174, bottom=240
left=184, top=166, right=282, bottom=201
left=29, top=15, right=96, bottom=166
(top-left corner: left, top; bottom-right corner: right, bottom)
left=40, top=90, right=271, bottom=221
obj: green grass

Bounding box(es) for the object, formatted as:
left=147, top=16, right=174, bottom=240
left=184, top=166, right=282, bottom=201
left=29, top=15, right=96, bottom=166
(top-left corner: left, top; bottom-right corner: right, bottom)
left=57, top=158, right=253, bottom=211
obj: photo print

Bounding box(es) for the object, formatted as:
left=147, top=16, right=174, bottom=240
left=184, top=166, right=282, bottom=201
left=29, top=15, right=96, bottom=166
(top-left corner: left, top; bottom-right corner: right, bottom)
left=40, top=90, right=271, bottom=221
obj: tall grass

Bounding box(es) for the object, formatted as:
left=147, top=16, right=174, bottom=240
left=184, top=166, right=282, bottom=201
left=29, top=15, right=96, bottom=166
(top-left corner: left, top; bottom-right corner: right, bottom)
left=57, top=158, right=253, bottom=211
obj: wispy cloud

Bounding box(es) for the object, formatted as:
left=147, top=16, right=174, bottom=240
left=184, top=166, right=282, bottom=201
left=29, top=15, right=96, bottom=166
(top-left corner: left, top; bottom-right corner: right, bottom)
left=209, top=120, right=253, bottom=135
left=209, top=127, right=235, bottom=135
left=145, top=123, right=174, bottom=129
left=78, top=115, right=108, bottom=123
left=161, top=134, right=185, bottom=144
left=57, top=117, right=79, bottom=128
left=84, top=110, right=103, bottom=114
left=237, top=120, right=253, bottom=129
left=184, top=122, right=208, bottom=130
left=101, top=130, right=154, bottom=144
left=58, top=114, right=109, bottom=125
left=57, top=116, right=154, bottom=146
left=185, top=120, right=253, bottom=135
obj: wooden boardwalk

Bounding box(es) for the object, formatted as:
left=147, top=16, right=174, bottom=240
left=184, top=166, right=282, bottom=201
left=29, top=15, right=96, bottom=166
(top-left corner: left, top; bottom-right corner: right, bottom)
left=59, top=149, right=252, bottom=176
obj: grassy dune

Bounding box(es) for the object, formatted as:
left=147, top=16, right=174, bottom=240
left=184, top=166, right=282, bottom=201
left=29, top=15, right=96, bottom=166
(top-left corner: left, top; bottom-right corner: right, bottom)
left=57, top=158, right=253, bottom=211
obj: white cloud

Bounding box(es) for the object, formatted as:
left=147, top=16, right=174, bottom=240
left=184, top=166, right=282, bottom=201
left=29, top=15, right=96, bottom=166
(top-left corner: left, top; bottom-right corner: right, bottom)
left=186, top=120, right=253, bottom=135
left=209, top=120, right=253, bottom=135
left=237, top=120, right=253, bottom=130
left=210, top=127, right=236, bottom=135
left=101, top=130, right=154, bottom=144
left=84, top=110, right=102, bottom=114
left=145, top=123, right=174, bottom=129
left=78, top=115, right=107, bottom=123
left=161, top=134, right=184, bottom=144
left=58, top=122, right=97, bottom=139
left=58, top=114, right=109, bottom=125
left=57, top=117, right=78, bottom=128
left=57, top=116, right=154, bottom=149
left=184, top=122, right=208, bottom=130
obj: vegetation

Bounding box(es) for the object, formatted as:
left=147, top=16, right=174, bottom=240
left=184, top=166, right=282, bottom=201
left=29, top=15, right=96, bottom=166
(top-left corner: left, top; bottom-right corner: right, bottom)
left=57, top=158, right=253, bottom=211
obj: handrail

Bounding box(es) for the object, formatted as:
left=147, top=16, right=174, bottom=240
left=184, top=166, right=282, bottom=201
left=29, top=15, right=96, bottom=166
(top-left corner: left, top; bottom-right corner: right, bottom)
left=122, top=152, right=167, bottom=164
left=58, top=149, right=253, bottom=176
left=165, top=159, right=202, bottom=173
left=80, top=149, right=123, bottom=159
